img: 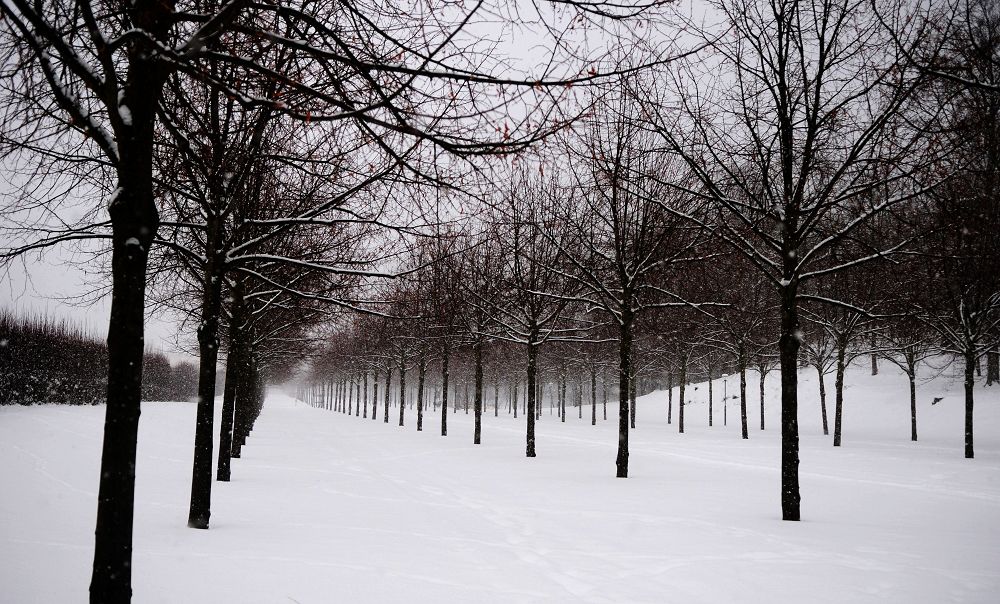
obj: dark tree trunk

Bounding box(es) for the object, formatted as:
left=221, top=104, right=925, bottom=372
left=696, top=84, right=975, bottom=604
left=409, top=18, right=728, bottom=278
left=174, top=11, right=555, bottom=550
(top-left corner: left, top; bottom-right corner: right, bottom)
left=833, top=341, right=846, bottom=447
left=667, top=372, right=673, bottom=424
left=87, top=35, right=173, bottom=598
left=90, top=188, right=158, bottom=603
left=233, top=357, right=251, bottom=446
left=513, top=379, right=519, bottom=418
left=251, top=358, right=262, bottom=437
left=229, top=338, right=252, bottom=460
left=908, top=366, right=918, bottom=442
left=629, top=372, right=636, bottom=429
left=187, top=228, right=225, bottom=530
left=250, top=361, right=264, bottom=432
left=441, top=342, right=449, bottom=436
left=526, top=340, right=538, bottom=457
left=474, top=340, right=483, bottom=444
left=778, top=284, right=801, bottom=521
left=964, top=346, right=975, bottom=459
left=384, top=367, right=392, bottom=424
left=241, top=358, right=263, bottom=441
left=537, top=379, right=542, bottom=419
left=591, top=365, right=597, bottom=426
left=348, top=376, right=354, bottom=416
left=602, top=372, right=608, bottom=421
left=494, top=379, right=499, bottom=417
left=232, top=350, right=257, bottom=456
left=871, top=333, right=878, bottom=375
left=708, top=365, right=713, bottom=427
left=616, top=317, right=633, bottom=478
left=215, top=301, right=241, bottom=483
left=559, top=369, right=566, bottom=422
left=417, top=356, right=426, bottom=431
left=363, top=372, right=368, bottom=419
left=817, top=366, right=829, bottom=436
left=678, top=354, right=687, bottom=434
left=398, top=352, right=406, bottom=427
left=356, top=378, right=361, bottom=417
left=759, top=368, right=766, bottom=431
left=740, top=357, right=748, bottom=440
left=217, top=286, right=246, bottom=482
left=215, top=354, right=241, bottom=482
left=372, top=370, right=378, bottom=421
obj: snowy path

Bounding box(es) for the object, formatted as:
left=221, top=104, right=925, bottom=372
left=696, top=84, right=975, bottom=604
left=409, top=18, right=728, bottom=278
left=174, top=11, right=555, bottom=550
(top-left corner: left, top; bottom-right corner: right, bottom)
left=1, top=365, right=999, bottom=603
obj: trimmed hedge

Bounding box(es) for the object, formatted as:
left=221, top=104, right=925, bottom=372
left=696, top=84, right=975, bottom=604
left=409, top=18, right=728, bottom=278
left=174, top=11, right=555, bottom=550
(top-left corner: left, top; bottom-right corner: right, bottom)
left=0, top=310, right=198, bottom=405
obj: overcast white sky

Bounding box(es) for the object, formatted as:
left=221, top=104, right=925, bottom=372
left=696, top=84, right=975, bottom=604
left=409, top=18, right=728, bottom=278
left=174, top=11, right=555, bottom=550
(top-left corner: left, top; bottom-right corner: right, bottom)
left=1, top=251, right=190, bottom=362
left=0, top=0, right=695, bottom=366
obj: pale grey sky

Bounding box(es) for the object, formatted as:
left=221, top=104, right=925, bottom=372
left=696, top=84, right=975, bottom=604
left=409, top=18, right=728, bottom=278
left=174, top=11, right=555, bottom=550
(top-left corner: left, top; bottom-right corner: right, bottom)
left=0, top=0, right=690, bottom=366
left=1, top=250, right=191, bottom=362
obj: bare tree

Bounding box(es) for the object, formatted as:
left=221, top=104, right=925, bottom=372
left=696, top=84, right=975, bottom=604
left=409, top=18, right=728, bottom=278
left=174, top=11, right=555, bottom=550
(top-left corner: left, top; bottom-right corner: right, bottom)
left=486, top=169, right=579, bottom=458
left=642, top=0, right=939, bottom=520
left=878, top=313, right=936, bottom=442
left=456, top=229, right=504, bottom=444
left=902, top=1, right=1000, bottom=457
left=548, top=86, right=713, bottom=476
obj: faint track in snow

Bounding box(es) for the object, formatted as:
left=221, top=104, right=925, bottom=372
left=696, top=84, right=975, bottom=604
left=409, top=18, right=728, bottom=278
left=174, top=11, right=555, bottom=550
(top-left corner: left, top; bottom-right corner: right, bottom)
left=487, top=423, right=1000, bottom=506
left=2, top=441, right=97, bottom=498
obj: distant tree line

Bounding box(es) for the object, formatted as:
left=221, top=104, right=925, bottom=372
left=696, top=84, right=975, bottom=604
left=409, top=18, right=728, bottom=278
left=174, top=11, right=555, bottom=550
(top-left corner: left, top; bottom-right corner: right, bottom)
left=0, top=309, right=198, bottom=405
left=299, top=0, right=1000, bottom=525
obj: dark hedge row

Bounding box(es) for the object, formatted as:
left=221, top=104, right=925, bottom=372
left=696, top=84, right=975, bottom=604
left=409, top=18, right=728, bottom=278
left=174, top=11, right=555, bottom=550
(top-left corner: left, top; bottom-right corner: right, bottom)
left=0, top=310, right=198, bottom=405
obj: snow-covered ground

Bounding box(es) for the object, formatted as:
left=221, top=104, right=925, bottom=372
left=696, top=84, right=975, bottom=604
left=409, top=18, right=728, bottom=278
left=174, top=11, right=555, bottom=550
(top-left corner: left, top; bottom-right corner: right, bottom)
left=2, top=362, right=998, bottom=603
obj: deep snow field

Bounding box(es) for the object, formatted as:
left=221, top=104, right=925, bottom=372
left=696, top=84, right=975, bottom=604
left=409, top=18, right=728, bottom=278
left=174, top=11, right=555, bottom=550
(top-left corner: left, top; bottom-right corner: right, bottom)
left=2, top=361, right=999, bottom=603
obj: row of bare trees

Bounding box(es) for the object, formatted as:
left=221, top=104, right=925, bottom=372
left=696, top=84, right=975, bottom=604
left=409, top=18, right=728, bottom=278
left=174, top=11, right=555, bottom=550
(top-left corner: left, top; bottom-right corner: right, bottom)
left=0, top=0, right=997, bottom=602
left=302, top=0, right=1000, bottom=525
